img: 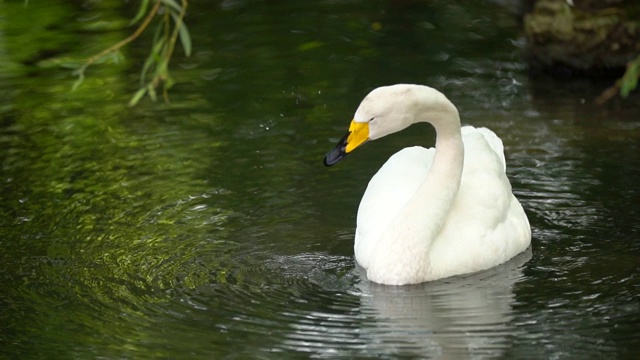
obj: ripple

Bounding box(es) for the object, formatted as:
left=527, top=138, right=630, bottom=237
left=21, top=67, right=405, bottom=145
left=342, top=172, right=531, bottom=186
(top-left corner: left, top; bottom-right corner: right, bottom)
left=153, top=249, right=534, bottom=358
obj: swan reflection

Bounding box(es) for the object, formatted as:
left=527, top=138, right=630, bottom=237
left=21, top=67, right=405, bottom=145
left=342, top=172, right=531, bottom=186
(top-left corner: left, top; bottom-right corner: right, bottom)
left=355, top=247, right=532, bottom=358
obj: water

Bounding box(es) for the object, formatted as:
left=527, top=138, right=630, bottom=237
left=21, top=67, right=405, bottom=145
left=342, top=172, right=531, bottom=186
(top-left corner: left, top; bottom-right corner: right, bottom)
left=1, top=0, right=639, bottom=358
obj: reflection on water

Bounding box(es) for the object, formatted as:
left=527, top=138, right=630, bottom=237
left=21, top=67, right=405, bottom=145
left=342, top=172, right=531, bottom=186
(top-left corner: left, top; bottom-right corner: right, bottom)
left=354, top=249, right=532, bottom=358
left=166, top=249, right=531, bottom=358
left=1, top=0, right=640, bottom=358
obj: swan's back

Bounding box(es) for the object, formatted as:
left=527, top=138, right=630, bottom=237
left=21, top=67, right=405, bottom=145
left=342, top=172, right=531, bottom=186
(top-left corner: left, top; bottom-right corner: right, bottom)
left=462, top=126, right=505, bottom=171
left=429, top=127, right=530, bottom=278
left=354, top=126, right=530, bottom=278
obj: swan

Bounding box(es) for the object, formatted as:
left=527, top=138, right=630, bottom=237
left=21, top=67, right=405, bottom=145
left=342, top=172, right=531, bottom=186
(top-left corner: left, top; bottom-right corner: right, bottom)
left=324, top=84, right=531, bottom=285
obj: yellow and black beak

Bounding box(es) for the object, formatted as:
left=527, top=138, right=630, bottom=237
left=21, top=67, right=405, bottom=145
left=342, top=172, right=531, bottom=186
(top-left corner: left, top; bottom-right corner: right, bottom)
left=323, top=120, right=369, bottom=166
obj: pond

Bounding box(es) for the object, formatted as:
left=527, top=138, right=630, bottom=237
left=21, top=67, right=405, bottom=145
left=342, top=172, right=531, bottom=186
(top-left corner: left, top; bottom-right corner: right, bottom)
left=1, top=0, right=639, bottom=358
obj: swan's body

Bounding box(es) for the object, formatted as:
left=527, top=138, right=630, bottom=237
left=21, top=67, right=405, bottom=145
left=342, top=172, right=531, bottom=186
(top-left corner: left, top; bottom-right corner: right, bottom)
left=324, top=84, right=531, bottom=285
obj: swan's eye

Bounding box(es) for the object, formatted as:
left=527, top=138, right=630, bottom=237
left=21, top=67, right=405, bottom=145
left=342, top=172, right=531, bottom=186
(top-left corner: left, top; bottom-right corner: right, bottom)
left=369, top=117, right=375, bottom=122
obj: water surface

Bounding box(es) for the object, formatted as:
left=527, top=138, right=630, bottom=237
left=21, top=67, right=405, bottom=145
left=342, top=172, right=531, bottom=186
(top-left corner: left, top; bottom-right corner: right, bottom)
left=1, top=0, right=639, bottom=358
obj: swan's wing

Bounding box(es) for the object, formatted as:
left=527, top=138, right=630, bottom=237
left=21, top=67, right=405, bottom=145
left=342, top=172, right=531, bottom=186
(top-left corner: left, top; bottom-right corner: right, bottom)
left=461, top=126, right=505, bottom=171
left=431, top=127, right=530, bottom=277
left=354, top=146, right=434, bottom=269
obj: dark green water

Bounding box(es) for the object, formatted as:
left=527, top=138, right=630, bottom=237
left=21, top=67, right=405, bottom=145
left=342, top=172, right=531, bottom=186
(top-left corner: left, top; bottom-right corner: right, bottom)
left=1, top=0, right=639, bottom=358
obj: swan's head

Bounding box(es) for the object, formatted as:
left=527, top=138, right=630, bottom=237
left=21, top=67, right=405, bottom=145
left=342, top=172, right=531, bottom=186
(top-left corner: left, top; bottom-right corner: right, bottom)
left=324, top=84, right=449, bottom=166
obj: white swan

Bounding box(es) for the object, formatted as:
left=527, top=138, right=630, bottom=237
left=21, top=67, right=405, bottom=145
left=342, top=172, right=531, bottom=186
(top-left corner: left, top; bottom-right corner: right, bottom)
left=324, top=84, right=531, bottom=285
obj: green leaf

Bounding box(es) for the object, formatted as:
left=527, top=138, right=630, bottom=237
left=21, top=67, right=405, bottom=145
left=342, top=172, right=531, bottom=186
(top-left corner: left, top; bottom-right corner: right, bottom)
left=36, top=56, right=82, bottom=70
left=178, top=24, right=192, bottom=56
left=82, top=19, right=129, bottom=32
left=620, top=59, right=639, bottom=98
left=152, top=18, right=164, bottom=45
left=129, top=87, right=148, bottom=107
left=141, top=38, right=166, bottom=85
left=170, top=12, right=192, bottom=56
left=164, top=74, right=175, bottom=90
left=129, top=0, right=150, bottom=26
left=157, top=58, right=169, bottom=78
left=72, top=70, right=85, bottom=91
left=159, top=0, right=183, bottom=13
left=140, top=54, right=156, bottom=86
left=147, top=83, right=158, bottom=102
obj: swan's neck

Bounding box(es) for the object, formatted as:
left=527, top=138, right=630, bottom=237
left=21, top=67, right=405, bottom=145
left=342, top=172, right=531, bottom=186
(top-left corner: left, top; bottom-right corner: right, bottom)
left=427, top=118, right=464, bottom=205
left=421, top=124, right=464, bottom=236
left=367, top=102, right=463, bottom=284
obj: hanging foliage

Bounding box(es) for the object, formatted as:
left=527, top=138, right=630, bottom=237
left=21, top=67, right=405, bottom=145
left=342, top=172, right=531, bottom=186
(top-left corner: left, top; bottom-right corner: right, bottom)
left=596, top=56, right=640, bottom=104
left=73, top=0, right=191, bottom=106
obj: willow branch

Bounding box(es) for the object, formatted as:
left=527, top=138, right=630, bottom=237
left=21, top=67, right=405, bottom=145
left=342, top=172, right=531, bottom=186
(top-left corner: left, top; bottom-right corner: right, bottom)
left=165, top=0, right=188, bottom=66
left=77, top=0, right=161, bottom=74
left=162, top=0, right=188, bottom=102
left=595, top=81, right=620, bottom=105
